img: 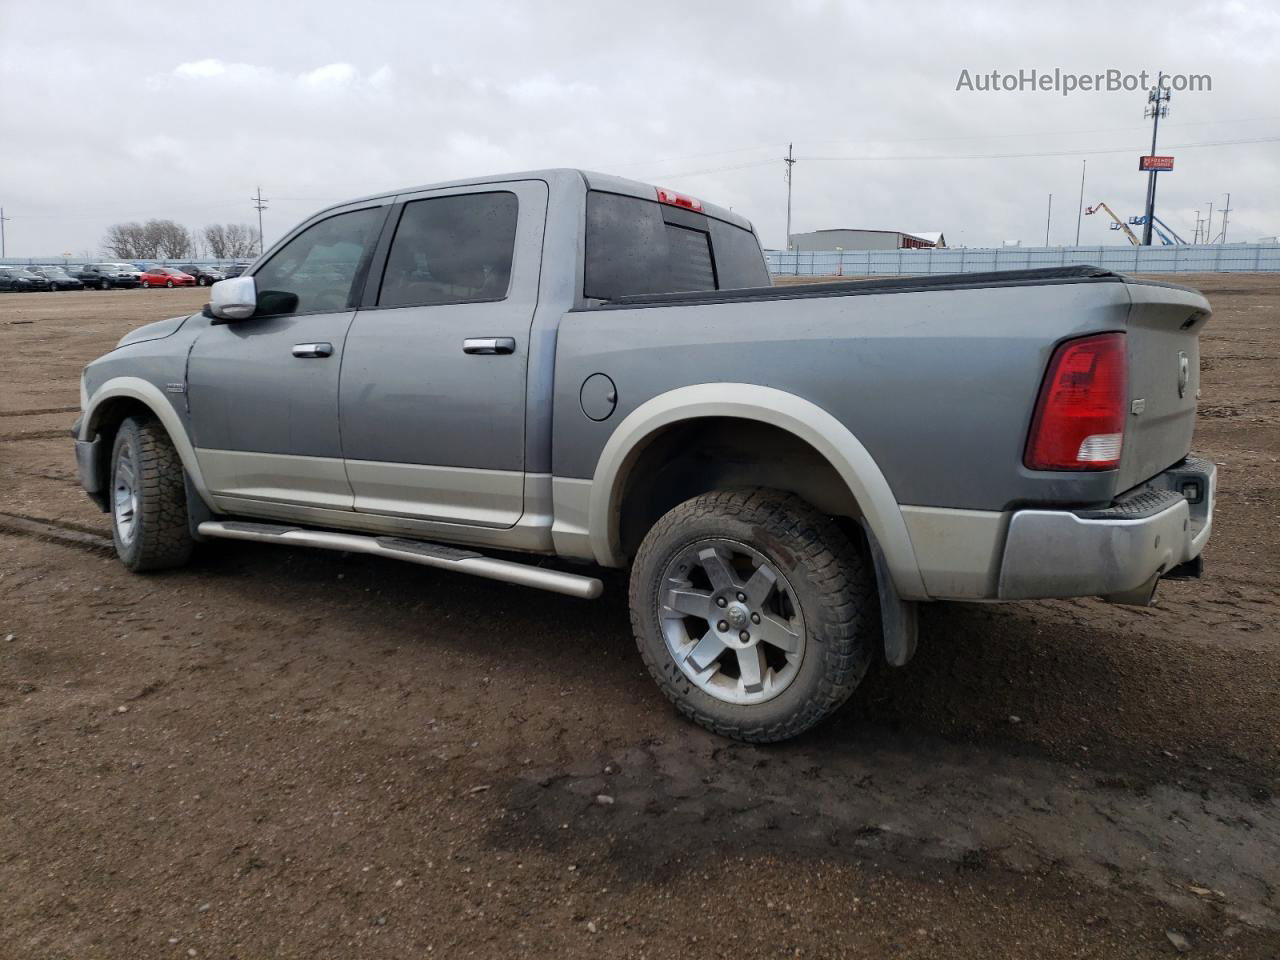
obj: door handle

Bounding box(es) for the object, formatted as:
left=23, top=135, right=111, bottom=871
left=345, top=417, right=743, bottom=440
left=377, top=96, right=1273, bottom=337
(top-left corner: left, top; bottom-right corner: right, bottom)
left=292, top=342, right=334, bottom=359
left=463, top=337, right=516, bottom=355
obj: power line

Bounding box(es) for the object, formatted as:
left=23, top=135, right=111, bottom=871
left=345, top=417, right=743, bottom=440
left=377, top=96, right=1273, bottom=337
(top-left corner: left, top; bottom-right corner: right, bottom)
left=617, top=110, right=1280, bottom=177
left=799, top=134, right=1280, bottom=164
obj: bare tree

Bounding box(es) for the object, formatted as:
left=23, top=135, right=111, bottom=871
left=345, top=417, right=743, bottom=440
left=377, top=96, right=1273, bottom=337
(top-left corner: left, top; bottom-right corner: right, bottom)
left=103, top=219, right=193, bottom=259
left=203, top=223, right=259, bottom=259
left=149, top=219, right=194, bottom=259
left=103, top=222, right=152, bottom=259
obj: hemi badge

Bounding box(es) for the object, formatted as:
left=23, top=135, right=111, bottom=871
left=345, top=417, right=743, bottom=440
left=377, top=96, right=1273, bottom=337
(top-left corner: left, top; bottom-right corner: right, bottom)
left=165, top=382, right=186, bottom=394
left=1130, top=398, right=1145, bottom=415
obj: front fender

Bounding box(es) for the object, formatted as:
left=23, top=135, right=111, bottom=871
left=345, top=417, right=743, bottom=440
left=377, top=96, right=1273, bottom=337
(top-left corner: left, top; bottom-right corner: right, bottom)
left=586, top=383, right=927, bottom=600
left=81, top=376, right=213, bottom=505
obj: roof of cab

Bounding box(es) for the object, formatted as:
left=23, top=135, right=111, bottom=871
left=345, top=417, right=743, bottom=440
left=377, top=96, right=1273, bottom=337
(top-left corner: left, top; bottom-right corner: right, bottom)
left=320, top=168, right=755, bottom=233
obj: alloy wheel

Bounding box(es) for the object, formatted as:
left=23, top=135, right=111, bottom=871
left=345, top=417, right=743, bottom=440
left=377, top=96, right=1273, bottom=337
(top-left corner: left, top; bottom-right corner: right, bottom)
left=658, top=538, right=806, bottom=705
left=112, top=441, right=139, bottom=546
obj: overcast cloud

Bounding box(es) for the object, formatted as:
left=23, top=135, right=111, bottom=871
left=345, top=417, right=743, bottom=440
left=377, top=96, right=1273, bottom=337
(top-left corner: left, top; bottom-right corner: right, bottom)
left=1, top=0, right=1277, bottom=256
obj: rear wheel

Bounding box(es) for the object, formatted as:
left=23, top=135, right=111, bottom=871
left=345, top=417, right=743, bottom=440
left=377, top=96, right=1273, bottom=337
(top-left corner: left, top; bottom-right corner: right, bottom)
left=140, top=279, right=150, bottom=288
left=165, top=279, right=175, bottom=288
left=99, top=279, right=110, bottom=290
left=110, top=416, right=194, bottom=571
left=630, top=489, right=879, bottom=742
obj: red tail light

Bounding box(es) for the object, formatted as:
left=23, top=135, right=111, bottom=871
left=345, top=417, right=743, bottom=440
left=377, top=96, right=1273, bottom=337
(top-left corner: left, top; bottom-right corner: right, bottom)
left=1024, top=332, right=1127, bottom=471
left=656, top=187, right=703, bottom=212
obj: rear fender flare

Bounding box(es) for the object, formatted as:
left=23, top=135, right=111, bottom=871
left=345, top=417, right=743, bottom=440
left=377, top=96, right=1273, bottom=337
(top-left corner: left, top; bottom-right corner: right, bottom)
left=587, top=383, right=927, bottom=599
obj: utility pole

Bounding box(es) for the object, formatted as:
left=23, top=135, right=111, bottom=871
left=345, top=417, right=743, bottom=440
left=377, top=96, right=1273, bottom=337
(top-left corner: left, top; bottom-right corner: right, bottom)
left=1205, top=200, right=1213, bottom=245
left=1075, top=160, right=1087, bottom=245
left=1141, top=72, right=1170, bottom=245
left=1044, top=193, right=1053, bottom=246
left=1220, top=192, right=1231, bottom=244
left=252, top=187, right=269, bottom=255
left=1193, top=210, right=1201, bottom=244
left=0, top=207, right=10, bottom=258
left=783, top=143, right=796, bottom=250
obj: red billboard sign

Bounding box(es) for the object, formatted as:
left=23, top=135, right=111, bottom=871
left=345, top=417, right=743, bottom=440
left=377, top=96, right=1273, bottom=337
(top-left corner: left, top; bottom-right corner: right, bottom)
left=1139, top=155, right=1175, bottom=171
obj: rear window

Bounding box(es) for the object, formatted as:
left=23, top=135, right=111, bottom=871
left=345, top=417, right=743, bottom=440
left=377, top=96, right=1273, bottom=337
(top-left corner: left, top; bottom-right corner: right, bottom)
left=584, top=191, right=768, bottom=300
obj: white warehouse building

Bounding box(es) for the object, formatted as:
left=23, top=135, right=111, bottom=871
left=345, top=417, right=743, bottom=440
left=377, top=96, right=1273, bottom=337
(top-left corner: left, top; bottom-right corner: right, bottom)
left=788, top=228, right=946, bottom=251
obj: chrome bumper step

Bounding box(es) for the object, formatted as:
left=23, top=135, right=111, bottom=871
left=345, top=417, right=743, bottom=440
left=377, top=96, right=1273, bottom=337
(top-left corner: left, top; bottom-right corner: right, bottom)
left=197, top=521, right=603, bottom=599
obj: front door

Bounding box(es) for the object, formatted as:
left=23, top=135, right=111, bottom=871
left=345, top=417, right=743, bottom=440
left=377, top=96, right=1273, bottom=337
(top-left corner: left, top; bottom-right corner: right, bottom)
left=338, top=181, right=546, bottom=527
left=187, top=203, right=388, bottom=512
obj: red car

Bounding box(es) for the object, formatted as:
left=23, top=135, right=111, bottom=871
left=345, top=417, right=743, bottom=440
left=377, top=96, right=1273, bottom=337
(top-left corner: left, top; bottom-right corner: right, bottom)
left=138, top=266, right=196, bottom=288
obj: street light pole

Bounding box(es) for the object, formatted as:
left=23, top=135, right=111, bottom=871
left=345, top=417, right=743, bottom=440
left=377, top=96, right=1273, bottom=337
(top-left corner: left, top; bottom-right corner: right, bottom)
left=1141, top=71, right=1170, bottom=246
left=1045, top=193, right=1053, bottom=246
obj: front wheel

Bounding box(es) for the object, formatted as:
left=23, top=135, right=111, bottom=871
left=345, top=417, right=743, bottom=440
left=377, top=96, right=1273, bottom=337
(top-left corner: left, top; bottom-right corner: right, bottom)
left=165, top=279, right=174, bottom=288
left=140, top=279, right=150, bottom=288
left=630, top=489, right=879, bottom=742
left=99, top=279, right=110, bottom=290
left=110, top=416, right=194, bottom=571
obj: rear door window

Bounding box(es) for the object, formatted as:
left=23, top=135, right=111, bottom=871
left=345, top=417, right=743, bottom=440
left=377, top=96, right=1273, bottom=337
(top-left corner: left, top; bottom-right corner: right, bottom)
left=377, top=191, right=518, bottom=308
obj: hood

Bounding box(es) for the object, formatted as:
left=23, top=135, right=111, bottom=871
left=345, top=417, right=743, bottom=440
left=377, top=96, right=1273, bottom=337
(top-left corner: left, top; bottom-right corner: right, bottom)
left=116, top=313, right=194, bottom=348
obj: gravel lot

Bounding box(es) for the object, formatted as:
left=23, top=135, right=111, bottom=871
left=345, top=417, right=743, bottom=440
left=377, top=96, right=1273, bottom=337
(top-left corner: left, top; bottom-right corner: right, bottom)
left=1, top=277, right=1278, bottom=958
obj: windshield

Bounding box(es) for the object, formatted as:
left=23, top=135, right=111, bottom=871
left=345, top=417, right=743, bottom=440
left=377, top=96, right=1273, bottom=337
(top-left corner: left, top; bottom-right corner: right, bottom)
left=41, top=267, right=70, bottom=277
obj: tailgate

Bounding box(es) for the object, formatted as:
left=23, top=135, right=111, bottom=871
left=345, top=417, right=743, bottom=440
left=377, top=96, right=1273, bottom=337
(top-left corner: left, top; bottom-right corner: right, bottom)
left=1118, top=281, right=1211, bottom=491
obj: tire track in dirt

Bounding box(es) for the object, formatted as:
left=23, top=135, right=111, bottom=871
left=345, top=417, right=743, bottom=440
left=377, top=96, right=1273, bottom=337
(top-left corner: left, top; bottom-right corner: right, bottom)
left=0, top=512, right=112, bottom=552
left=0, top=428, right=71, bottom=443
left=0, top=406, right=79, bottom=418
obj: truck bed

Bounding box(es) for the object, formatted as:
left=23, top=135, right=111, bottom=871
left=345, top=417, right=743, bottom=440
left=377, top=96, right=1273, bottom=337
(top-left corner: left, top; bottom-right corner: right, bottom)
left=585, top=265, right=1190, bottom=310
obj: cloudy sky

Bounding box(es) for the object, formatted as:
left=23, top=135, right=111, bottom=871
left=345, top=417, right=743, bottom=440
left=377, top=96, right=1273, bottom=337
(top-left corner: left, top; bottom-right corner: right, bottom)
left=1, top=0, right=1277, bottom=257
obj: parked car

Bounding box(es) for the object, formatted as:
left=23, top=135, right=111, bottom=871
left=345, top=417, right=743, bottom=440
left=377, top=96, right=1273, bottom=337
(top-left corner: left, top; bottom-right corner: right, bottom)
left=77, top=263, right=142, bottom=289
left=178, top=264, right=227, bottom=286
left=220, top=262, right=251, bottom=278
left=31, top=265, right=86, bottom=291
left=139, top=266, right=196, bottom=288
left=0, top=267, right=52, bottom=292
left=71, top=169, right=1216, bottom=742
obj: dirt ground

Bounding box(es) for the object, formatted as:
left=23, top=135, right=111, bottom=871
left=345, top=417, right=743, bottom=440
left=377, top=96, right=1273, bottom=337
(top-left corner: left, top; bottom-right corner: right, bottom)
left=1, top=275, right=1277, bottom=959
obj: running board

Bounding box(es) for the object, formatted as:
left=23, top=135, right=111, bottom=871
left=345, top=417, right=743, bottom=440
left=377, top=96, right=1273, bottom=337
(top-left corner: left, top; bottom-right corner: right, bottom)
left=196, top=521, right=603, bottom=599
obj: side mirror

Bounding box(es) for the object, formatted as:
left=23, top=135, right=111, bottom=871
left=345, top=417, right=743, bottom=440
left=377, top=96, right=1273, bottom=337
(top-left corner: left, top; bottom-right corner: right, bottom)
left=207, top=275, right=257, bottom=321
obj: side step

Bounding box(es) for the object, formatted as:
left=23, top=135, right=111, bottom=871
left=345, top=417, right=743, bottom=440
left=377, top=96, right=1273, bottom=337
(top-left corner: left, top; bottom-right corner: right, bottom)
left=197, top=521, right=603, bottom=599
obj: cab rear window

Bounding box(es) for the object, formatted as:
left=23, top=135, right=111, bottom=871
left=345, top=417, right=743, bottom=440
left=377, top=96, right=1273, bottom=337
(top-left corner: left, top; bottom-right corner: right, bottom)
left=584, top=191, right=768, bottom=300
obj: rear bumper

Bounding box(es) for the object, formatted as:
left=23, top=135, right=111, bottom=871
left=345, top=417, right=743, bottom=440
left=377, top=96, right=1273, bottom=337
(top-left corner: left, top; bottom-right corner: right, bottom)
left=997, top=457, right=1215, bottom=604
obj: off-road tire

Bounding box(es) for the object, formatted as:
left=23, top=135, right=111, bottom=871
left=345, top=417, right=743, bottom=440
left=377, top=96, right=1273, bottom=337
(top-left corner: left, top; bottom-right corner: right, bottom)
left=630, top=488, right=879, bottom=742
left=110, top=416, right=194, bottom=571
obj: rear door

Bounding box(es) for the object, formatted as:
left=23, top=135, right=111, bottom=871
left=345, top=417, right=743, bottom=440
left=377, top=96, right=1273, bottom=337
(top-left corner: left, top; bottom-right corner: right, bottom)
left=186, top=202, right=389, bottom=511
left=338, top=180, right=545, bottom=527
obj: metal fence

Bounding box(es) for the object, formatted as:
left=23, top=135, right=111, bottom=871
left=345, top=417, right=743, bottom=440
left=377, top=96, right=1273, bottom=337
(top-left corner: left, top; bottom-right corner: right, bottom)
left=766, top=243, right=1280, bottom=276
left=0, top=257, right=249, bottom=268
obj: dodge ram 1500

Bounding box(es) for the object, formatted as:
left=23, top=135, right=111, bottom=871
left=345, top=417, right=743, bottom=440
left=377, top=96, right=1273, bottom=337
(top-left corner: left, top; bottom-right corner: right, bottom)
left=73, top=169, right=1215, bottom=741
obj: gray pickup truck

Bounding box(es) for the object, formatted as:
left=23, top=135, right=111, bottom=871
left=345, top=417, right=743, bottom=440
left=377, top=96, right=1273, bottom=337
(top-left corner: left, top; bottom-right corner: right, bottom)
left=73, top=169, right=1215, bottom=741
